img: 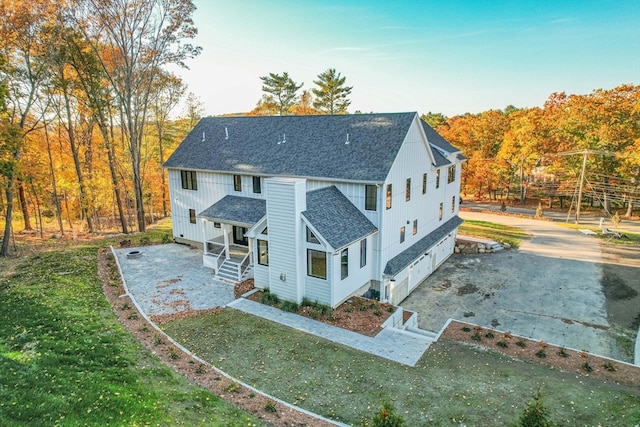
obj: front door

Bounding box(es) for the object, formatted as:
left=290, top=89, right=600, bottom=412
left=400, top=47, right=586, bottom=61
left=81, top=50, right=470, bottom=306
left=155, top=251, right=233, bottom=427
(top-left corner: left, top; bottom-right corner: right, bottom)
left=232, top=226, right=248, bottom=246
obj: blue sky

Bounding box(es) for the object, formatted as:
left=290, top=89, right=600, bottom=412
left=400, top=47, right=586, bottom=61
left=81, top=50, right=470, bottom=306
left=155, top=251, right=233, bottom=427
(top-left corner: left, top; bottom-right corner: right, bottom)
left=171, top=0, right=640, bottom=117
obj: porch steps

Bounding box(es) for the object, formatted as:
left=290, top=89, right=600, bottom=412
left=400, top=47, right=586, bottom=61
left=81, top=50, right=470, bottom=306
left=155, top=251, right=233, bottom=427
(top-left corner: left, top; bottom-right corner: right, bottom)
left=214, top=261, right=253, bottom=284
left=387, top=326, right=436, bottom=344
left=405, top=327, right=438, bottom=341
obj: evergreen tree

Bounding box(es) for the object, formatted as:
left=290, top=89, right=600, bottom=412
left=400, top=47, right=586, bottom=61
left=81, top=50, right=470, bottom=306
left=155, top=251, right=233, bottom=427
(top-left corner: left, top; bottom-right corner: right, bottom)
left=312, top=68, right=352, bottom=114
left=259, top=72, right=302, bottom=115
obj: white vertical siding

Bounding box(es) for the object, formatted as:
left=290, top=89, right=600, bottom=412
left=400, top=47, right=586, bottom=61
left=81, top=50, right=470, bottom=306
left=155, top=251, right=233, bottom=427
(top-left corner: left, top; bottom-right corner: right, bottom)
left=265, top=178, right=306, bottom=303
left=329, top=237, right=373, bottom=307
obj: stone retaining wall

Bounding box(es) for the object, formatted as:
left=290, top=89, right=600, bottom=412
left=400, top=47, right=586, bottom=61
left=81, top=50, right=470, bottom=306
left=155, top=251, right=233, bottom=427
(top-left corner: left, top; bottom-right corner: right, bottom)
left=455, top=239, right=509, bottom=254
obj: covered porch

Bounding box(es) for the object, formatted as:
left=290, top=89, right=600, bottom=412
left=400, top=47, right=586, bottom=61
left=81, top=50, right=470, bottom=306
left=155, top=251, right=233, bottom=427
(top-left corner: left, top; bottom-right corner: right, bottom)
left=198, top=195, right=267, bottom=283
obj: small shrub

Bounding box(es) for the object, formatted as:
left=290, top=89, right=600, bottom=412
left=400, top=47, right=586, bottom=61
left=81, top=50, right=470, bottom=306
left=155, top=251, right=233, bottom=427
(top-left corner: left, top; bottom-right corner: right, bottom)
left=168, top=346, right=180, bottom=360
left=557, top=348, right=568, bottom=358
left=359, top=304, right=368, bottom=311
left=301, top=297, right=313, bottom=307
left=461, top=326, right=471, bottom=332
left=153, top=333, right=163, bottom=346
left=120, top=302, right=131, bottom=311
left=387, top=306, right=395, bottom=313
left=471, top=332, right=482, bottom=342
left=139, top=324, right=150, bottom=333
left=127, top=312, right=139, bottom=320
left=485, top=331, right=495, bottom=339
left=373, top=308, right=383, bottom=316
left=140, top=236, right=150, bottom=246
left=603, top=361, right=617, bottom=372
left=371, top=401, right=406, bottom=427
left=582, top=362, right=593, bottom=372
left=344, top=306, right=353, bottom=313
left=496, top=340, right=509, bottom=348
left=225, top=381, right=240, bottom=393
left=514, top=391, right=556, bottom=427
left=264, top=400, right=277, bottom=413
left=535, top=349, right=547, bottom=359
left=195, top=365, right=207, bottom=374
left=516, top=339, right=526, bottom=348
left=261, top=288, right=280, bottom=305
left=309, top=307, right=323, bottom=319
left=248, top=392, right=255, bottom=399
left=161, top=234, right=171, bottom=244
left=281, top=300, right=299, bottom=312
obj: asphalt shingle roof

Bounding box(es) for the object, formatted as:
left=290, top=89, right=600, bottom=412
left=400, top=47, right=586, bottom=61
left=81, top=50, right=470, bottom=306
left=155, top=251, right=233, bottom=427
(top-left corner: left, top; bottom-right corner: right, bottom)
left=165, top=112, right=460, bottom=183
left=198, top=195, right=266, bottom=226
left=383, top=216, right=464, bottom=276
left=421, top=121, right=461, bottom=155
left=302, top=186, right=378, bottom=251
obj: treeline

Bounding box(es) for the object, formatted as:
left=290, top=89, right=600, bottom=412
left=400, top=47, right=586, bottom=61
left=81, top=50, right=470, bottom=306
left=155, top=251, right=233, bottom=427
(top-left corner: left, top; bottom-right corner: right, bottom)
left=426, top=84, right=640, bottom=217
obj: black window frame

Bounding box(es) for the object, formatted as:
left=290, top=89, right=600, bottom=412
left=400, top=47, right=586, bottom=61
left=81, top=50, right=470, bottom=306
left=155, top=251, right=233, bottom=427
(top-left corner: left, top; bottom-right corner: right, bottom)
left=307, top=249, right=327, bottom=279
left=405, top=178, right=411, bottom=201
left=413, top=219, right=418, bottom=235
left=189, top=208, right=196, bottom=224
left=257, top=239, right=269, bottom=266
left=448, top=165, right=456, bottom=184
left=422, top=173, right=427, bottom=194
left=233, top=175, right=242, bottom=192
left=365, top=185, right=377, bottom=211
left=400, top=226, right=405, bottom=243
left=181, top=170, right=197, bottom=190
left=360, top=239, right=367, bottom=268
left=451, top=195, right=456, bottom=213
left=386, top=184, right=392, bottom=210
left=439, top=202, right=443, bottom=220
left=435, top=169, right=440, bottom=189
left=341, top=248, right=349, bottom=280
left=306, top=227, right=320, bottom=244
left=253, top=176, right=261, bottom=194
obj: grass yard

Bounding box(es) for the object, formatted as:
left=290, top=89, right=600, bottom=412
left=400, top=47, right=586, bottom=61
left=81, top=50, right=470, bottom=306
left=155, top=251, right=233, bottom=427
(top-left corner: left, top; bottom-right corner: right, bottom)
left=162, top=309, right=640, bottom=426
left=0, top=235, right=266, bottom=426
left=458, top=219, right=530, bottom=248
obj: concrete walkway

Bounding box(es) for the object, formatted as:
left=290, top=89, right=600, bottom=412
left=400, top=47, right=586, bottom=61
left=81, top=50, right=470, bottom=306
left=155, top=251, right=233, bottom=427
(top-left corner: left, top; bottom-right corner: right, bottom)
left=114, top=244, right=431, bottom=366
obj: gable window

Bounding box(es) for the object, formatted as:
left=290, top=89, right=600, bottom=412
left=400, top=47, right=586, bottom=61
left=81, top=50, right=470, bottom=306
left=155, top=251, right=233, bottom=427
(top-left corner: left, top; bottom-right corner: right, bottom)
left=365, top=185, right=377, bottom=211
left=257, top=240, right=269, bottom=266
left=435, top=169, right=440, bottom=189
left=307, top=249, right=327, bottom=279
left=448, top=165, right=456, bottom=183
left=341, top=249, right=349, bottom=280
left=360, top=239, right=367, bottom=268
left=439, top=202, right=443, bottom=220
left=189, top=208, right=196, bottom=224
left=181, top=170, right=197, bottom=190
left=413, top=219, right=418, bottom=235
left=306, top=227, right=320, bottom=244
left=422, top=173, right=427, bottom=194
left=405, top=178, right=411, bottom=201
left=386, top=184, right=392, bottom=210
left=400, top=226, right=405, bottom=243
left=451, top=196, right=456, bottom=213
left=261, top=227, right=268, bottom=235
left=253, top=176, right=261, bottom=193
left=233, top=175, right=242, bottom=192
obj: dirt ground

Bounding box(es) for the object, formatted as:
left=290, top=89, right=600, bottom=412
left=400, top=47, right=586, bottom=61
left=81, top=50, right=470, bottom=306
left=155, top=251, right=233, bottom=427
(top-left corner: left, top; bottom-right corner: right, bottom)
left=599, top=242, right=640, bottom=331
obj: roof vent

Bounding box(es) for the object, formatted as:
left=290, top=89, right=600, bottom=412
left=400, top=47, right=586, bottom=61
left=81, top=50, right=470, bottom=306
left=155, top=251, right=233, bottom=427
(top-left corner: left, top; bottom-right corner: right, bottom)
left=225, top=127, right=229, bottom=140
left=278, top=133, right=286, bottom=145
left=202, top=132, right=206, bottom=142
left=345, top=133, right=350, bottom=145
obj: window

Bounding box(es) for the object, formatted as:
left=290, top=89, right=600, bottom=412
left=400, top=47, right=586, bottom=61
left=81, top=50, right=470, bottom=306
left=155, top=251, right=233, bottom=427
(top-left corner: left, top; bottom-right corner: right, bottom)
left=405, top=178, right=411, bottom=201
left=341, top=249, right=349, bottom=280
left=448, top=165, right=456, bottom=183
left=435, top=169, right=440, bottom=189
left=451, top=196, right=456, bottom=213
left=413, top=219, right=418, bottom=235
left=386, top=184, right=392, bottom=209
left=252, top=176, right=261, bottom=193
left=365, top=185, right=377, bottom=211
left=360, top=239, right=367, bottom=268
left=307, top=249, right=327, bottom=279
left=261, top=227, right=268, bottom=235
left=189, top=208, right=196, bottom=224
left=233, top=175, right=242, bottom=192
left=257, top=240, right=269, bottom=266
left=422, top=173, right=427, bottom=194
left=181, top=170, right=197, bottom=190
left=214, top=222, right=221, bottom=228
left=400, top=226, right=405, bottom=243
left=439, top=202, right=443, bottom=220
left=306, top=227, right=320, bottom=244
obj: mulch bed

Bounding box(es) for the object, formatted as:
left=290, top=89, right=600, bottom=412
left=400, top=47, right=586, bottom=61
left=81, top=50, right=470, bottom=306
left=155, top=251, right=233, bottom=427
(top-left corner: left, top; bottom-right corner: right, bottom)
left=440, top=320, right=640, bottom=390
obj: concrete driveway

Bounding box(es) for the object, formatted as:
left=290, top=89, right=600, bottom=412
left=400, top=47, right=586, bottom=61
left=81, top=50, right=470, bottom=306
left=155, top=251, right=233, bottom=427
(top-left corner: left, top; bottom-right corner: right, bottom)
left=401, top=211, right=614, bottom=358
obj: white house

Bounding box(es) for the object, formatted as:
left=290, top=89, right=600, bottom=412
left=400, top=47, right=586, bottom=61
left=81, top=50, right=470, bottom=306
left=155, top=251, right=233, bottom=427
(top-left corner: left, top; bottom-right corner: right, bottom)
left=164, top=112, right=465, bottom=307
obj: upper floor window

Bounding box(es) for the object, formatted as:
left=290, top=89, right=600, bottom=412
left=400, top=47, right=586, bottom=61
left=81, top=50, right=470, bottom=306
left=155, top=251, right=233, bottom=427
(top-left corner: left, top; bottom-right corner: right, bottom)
left=413, top=219, right=418, bottom=235
left=451, top=196, right=456, bottom=213
left=448, top=165, right=456, bottom=184
left=341, top=249, right=349, bottom=280
left=181, top=170, right=197, bottom=190
left=422, top=173, right=427, bottom=194
left=386, top=184, right=392, bottom=210
left=307, top=249, right=327, bottom=279
left=233, top=175, right=242, bottom=192
left=365, top=185, right=377, bottom=211
left=400, top=226, right=405, bottom=243
left=253, top=176, right=261, bottom=193
left=360, top=239, right=367, bottom=268
left=435, top=169, right=440, bottom=189
left=405, top=178, right=411, bottom=202
left=439, top=202, right=443, bottom=220
left=306, top=227, right=320, bottom=244
left=189, top=208, right=196, bottom=224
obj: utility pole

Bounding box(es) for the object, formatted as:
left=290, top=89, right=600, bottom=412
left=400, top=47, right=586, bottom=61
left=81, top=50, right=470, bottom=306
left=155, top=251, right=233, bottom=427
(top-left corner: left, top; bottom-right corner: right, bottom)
left=575, top=151, right=588, bottom=224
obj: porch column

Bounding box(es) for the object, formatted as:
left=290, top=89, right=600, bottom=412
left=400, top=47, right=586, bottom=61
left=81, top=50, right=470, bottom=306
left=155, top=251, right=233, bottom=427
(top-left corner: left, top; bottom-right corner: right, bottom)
left=222, top=223, right=231, bottom=260
left=201, top=219, right=208, bottom=254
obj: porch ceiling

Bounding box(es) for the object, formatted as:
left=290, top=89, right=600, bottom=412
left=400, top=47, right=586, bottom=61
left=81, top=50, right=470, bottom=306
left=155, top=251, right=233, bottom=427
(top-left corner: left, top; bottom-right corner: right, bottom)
left=198, top=195, right=266, bottom=226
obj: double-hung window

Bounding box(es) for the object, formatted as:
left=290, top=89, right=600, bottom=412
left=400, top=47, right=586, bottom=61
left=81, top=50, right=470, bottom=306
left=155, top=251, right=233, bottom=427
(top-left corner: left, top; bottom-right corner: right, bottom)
left=253, top=176, right=261, bottom=193
left=181, top=170, right=197, bottom=190
left=341, top=249, right=349, bottom=280
left=233, top=175, right=242, bottom=192
left=307, top=249, right=327, bottom=279
left=386, top=184, right=392, bottom=209
left=405, top=178, right=411, bottom=201
left=365, top=185, right=377, bottom=211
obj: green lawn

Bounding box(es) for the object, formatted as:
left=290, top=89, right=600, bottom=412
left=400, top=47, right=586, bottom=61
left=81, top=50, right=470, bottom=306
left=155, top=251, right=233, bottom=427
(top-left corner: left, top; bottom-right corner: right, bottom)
left=162, top=309, right=640, bottom=426
left=458, top=219, right=530, bottom=247
left=0, top=235, right=266, bottom=426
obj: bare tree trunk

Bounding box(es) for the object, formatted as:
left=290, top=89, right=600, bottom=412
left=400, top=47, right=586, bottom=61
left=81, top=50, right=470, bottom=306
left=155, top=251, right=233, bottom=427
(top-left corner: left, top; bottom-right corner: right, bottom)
left=625, top=195, right=635, bottom=218
left=44, top=125, right=64, bottom=236
left=28, top=180, right=43, bottom=238
left=1, top=187, right=15, bottom=257
left=101, top=119, right=128, bottom=234
left=17, top=179, right=32, bottom=231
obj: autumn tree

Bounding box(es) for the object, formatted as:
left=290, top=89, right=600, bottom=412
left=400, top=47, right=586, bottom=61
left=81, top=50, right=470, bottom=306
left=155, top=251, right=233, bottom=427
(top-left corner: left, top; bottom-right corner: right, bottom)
left=74, top=0, right=201, bottom=232
left=184, top=91, right=205, bottom=129
left=420, top=112, right=447, bottom=129
left=289, top=90, right=320, bottom=115
left=259, top=71, right=302, bottom=116
left=312, top=68, right=352, bottom=114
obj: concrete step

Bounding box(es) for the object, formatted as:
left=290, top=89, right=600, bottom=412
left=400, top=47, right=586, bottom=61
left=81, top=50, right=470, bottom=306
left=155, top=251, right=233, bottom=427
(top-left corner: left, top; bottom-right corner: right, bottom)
left=405, top=327, right=438, bottom=340
left=388, top=327, right=435, bottom=344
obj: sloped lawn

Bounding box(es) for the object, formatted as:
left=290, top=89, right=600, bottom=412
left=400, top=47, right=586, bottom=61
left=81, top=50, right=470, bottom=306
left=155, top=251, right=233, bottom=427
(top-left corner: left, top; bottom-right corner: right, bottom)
left=162, top=308, right=640, bottom=426
left=0, top=242, right=265, bottom=426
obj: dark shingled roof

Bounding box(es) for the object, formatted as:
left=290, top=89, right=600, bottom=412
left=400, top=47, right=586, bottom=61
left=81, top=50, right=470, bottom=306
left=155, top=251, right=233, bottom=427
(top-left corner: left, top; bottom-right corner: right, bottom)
left=421, top=121, right=461, bottom=155
left=302, top=186, right=377, bottom=251
left=431, top=148, right=451, bottom=167
left=198, top=195, right=266, bottom=226
left=165, top=112, right=455, bottom=183
left=384, top=216, right=463, bottom=276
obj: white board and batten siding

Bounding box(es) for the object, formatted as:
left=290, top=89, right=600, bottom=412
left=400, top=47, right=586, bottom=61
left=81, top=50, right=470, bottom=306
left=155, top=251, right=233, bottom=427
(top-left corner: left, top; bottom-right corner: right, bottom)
left=329, top=238, right=373, bottom=307
left=265, top=177, right=306, bottom=303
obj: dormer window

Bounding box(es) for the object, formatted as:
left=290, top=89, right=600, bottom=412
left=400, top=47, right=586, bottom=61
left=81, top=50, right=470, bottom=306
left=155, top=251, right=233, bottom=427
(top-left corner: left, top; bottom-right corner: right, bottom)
left=306, top=227, right=320, bottom=244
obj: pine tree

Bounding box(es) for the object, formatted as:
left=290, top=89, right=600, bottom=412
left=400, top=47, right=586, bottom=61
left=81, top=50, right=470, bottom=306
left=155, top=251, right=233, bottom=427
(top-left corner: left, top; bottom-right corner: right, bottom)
left=259, top=72, right=302, bottom=115
left=312, top=68, right=352, bottom=114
